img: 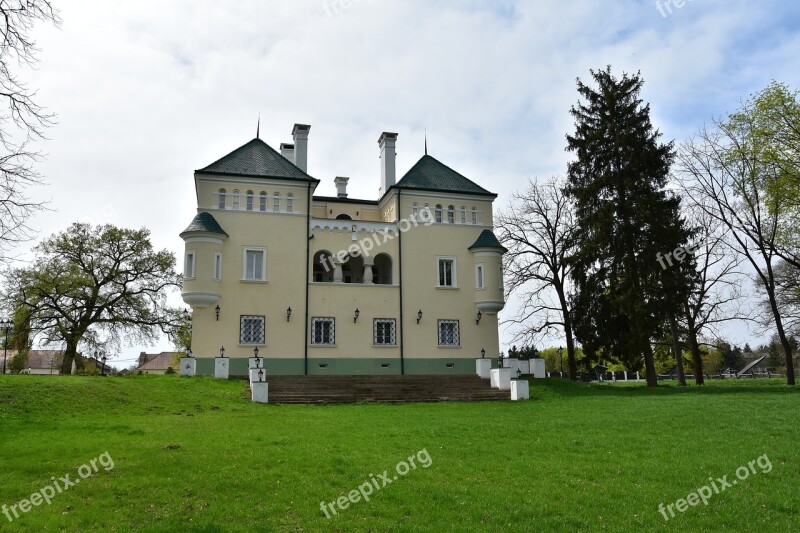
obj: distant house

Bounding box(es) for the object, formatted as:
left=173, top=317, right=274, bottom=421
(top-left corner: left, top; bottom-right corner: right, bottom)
left=1, top=350, right=64, bottom=375
left=135, top=352, right=179, bottom=374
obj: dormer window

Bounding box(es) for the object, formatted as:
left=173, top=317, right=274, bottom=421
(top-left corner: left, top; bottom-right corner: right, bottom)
left=218, top=189, right=226, bottom=210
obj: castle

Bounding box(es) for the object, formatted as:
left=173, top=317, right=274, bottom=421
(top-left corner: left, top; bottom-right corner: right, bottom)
left=180, top=124, right=506, bottom=376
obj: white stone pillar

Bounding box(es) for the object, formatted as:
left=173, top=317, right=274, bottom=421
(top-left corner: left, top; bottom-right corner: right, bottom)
left=179, top=357, right=196, bottom=377
left=475, top=358, right=491, bottom=379
left=214, top=357, right=229, bottom=379
left=511, top=379, right=530, bottom=400
left=251, top=381, right=268, bottom=403
left=490, top=368, right=511, bottom=390
left=363, top=262, right=374, bottom=285
left=530, top=358, right=546, bottom=379
left=333, top=259, right=344, bottom=283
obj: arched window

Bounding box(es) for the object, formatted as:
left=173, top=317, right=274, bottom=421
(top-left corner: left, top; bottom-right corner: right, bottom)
left=232, top=189, right=240, bottom=210
left=471, top=207, right=478, bottom=224
left=335, top=214, right=352, bottom=220
left=246, top=191, right=254, bottom=211
left=273, top=193, right=281, bottom=212
left=286, top=193, right=294, bottom=213
left=460, top=206, right=467, bottom=224
left=412, top=203, right=419, bottom=217
left=341, top=254, right=364, bottom=284
left=312, top=251, right=334, bottom=283
left=447, top=205, right=455, bottom=224
left=218, top=189, right=226, bottom=210
left=435, top=204, right=443, bottom=223
left=259, top=192, right=267, bottom=212
left=373, top=253, right=392, bottom=285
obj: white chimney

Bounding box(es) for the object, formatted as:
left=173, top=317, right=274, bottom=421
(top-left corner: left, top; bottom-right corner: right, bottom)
left=280, top=142, right=295, bottom=163
left=334, top=176, right=349, bottom=198
left=292, top=123, right=310, bottom=172
left=379, top=132, right=398, bottom=192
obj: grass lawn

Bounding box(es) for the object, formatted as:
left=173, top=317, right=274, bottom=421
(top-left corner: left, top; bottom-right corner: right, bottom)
left=0, top=375, right=798, bottom=532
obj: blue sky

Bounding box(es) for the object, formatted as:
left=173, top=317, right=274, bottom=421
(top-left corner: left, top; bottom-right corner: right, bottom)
left=13, top=0, right=800, bottom=366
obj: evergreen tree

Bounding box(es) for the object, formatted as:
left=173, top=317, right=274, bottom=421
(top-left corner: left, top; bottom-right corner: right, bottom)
left=565, top=67, right=695, bottom=387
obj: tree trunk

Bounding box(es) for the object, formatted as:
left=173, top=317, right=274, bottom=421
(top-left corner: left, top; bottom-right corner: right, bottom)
left=762, top=273, right=796, bottom=385
left=60, top=339, right=79, bottom=375
left=684, top=303, right=705, bottom=385
left=643, top=341, right=658, bottom=387
left=670, top=315, right=686, bottom=386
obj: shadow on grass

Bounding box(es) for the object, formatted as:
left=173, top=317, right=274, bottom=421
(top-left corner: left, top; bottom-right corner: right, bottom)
left=532, top=377, right=799, bottom=398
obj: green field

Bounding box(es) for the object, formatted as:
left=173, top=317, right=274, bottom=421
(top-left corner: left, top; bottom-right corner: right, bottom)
left=0, top=375, right=797, bottom=532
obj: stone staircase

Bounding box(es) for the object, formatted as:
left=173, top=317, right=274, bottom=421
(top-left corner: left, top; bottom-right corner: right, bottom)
left=255, top=375, right=510, bottom=404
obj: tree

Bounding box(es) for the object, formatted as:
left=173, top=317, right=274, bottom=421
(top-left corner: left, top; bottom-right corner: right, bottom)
left=0, top=1, right=59, bottom=258
left=565, top=67, right=695, bottom=387
left=4, top=223, right=182, bottom=373
left=496, top=177, right=579, bottom=380
left=677, top=82, right=800, bottom=385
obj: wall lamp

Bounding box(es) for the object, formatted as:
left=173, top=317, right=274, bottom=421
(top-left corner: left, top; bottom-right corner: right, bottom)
left=253, top=346, right=260, bottom=365
left=185, top=347, right=193, bottom=358
left=416, top=309, right=423, bottom=324
left=219, top=346, right=226, bottom=358
left=480, top=348, right=486, bottom=359
left=215, top=304, right=221, bottom=321
left=476, top=310, right=482, bottom=325
left=286, top=306, right=292, bottom=322
left=354, top=308, right=360, bottom=323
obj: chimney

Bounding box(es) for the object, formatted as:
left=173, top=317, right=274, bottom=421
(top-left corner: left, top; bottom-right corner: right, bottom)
left=334, top=176, right=349, bottom=198
left=280, top=143, right=295, bottom=163
left=292, top=123, right=310, bottom=172
left=379, top=132, right=398, bottom=192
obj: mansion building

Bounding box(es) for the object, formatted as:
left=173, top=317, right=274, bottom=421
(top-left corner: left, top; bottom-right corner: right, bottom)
left=180, top=124, right=506, bottom=376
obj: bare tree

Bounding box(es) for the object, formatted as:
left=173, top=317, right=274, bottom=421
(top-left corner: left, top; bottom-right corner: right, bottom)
left=0, top=1, right=59, bottom=258
left=495, top=176, right=579, bottom=379
left=678, top=119, right=798, bottom=385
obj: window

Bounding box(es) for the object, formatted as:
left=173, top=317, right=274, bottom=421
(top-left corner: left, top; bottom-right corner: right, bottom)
left=243, top=248, right=266, bottom=281
left=373, top=319, right=397, bottom=346
left=476, top=264, right=485, bottom=289
left=460, top=206, right=467, bottom=224
left=447, top=205, right=455, bottom=224
left=273, top=193, right=281, bottom=212
left=213, top=252, right=222, bottom=280
left=246, top=191, right=254, bottom=211
left=437, top=257, right=456, bottom=287
left=435, top=204, right=443, bottom=223
left=232, top=189, right=240, bottom=210
left=240, top=315, right=265, bottom=345
left=218, top=189, right=226, bottom=209
left=259, top=192, right=267, bottom=211
left=438, top=320, right=460, bottom=346
left=412, top=203, right=419, bottom=217
left=311, top=317, right=335, bottom=345
left=286, top=193, right=294, bottom=213
left=471, top=207, right=478, bottom=225
left=184, top=251, right=195, bottom=278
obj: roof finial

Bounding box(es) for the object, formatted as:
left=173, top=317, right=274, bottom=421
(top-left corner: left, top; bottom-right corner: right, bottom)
left=256, top=113, right=260, bottom=139
left=424, top=128, right=428, bottom=155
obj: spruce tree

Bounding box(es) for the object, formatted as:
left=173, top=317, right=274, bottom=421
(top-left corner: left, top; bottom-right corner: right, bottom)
left=565, top=67, right=694, bottom=387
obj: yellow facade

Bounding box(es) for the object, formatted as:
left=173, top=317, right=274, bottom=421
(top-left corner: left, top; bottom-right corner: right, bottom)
left=180, top=127, right=506, bottom=375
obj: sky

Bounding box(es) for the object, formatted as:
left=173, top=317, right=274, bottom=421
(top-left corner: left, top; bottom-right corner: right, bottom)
left=10, top=0, right=800, bottom=368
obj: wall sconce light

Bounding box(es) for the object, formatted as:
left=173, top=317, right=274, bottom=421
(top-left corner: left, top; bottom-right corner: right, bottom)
left=416, top=309, right=423, bottom=324
left=498, top=352, right=504, bottom=368
left=286, top=306, right=292, bottom=322
left=480, top=348, right=486, bottom=359
left=516, top=368, right=522, bottom=379
left=476, top=310, right=482, bottom=325
left=185, top=347, right=193, bottom=358
left=354, top=308, right=360, bottom=323
left=253, top=346, right=260, bottom=362
left=258, top=368, right=264, bottom=382
left=219, top=346, right=225, bottom=358
left=215, top=304, right=221, bottom=321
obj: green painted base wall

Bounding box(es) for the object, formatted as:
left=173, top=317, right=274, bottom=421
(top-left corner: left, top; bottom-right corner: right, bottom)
left=192, top=357, right=493, bottom=376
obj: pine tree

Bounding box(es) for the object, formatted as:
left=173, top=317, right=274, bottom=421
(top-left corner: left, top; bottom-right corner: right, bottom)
left=565, top=67, right=694, bottom=387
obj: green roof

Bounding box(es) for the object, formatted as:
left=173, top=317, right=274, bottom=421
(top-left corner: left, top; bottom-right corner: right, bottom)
left=468, top=229, right=507, bottom=252
left=180, top=212, right=228, bottom=237
left=393, top=155, right=495, bottom=196
left=196, top=138, right=318, bottom=182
